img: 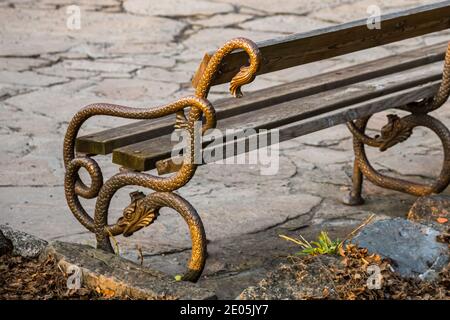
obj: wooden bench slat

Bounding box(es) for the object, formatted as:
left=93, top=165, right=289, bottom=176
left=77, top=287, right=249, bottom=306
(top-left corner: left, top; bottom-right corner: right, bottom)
left=76, top=43, right=448, bottom=155
left=112, top=62, right=444, bottom=171
left=156, top=81, right=441, bottom=174
left=196, top=1, right=450, bottom=86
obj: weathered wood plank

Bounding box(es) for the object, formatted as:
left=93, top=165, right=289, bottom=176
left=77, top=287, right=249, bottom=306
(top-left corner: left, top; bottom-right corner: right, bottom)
left=156, top=81, right=441, bottom=174
left=197, top=1, right=450, bottom=86
left=76, top=43, right=448, bottom=155
left=112, top=62, right=444, bottom=171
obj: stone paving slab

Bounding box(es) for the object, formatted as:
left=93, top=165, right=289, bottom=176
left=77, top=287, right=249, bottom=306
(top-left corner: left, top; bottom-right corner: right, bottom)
left=44, top=241, right=216, bottom=300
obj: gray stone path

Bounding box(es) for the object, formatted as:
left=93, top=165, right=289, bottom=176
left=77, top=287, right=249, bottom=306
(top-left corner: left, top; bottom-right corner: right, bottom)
left=1, top=0, right=449, bottom=298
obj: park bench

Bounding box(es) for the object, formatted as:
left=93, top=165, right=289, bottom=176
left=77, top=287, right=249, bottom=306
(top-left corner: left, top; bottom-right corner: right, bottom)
left=63, top=2, right=450, bottom=282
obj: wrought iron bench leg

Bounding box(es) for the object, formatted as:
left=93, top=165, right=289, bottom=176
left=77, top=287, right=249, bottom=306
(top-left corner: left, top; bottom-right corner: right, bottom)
left=63, top=38, right=262, bottom=281
left=343, top=43, right=450, bottom=205
left=343, top=158, right=365, bottom=205
left=63, top=95, right=215, bottom=281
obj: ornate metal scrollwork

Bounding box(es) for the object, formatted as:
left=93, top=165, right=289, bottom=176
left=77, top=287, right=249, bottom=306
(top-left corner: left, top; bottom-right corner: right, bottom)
left=344, top=113, right=450, bottom=205
left=117, top=191, right=207, bottom=282
left=374, top=114, right=413, bottom=151
left=117, top=191, right=159, bottom=237
left=344, top=43, right=450, bottom=206
left=62, top=38, right=262, bottom=281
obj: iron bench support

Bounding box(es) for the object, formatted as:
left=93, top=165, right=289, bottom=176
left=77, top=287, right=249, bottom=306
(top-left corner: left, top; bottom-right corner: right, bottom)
left=343, top=45, right=450, bottom=205
left=63, top=39, right=262, bottom=282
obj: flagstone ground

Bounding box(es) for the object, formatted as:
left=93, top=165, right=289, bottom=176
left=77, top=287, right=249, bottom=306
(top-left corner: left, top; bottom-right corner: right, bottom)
left=1, top=0, right=449, bottom=298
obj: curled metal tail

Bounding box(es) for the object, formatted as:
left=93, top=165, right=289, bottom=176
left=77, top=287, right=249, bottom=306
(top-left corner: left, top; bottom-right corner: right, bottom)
left=63, top=96, right=216, bottom=234
left=403, top=42, right=450, bottom=113
left=194, top=37, right=262, bottom=100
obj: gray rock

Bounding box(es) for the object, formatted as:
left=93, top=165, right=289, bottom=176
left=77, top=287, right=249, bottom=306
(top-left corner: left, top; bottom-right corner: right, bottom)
left=351, top=218, right=448, bottom=280
left=42, top=241, right=216, bottom=300
left=0, top=225, right=48, bottom=258
left=0, top=229, right=13, bottom=256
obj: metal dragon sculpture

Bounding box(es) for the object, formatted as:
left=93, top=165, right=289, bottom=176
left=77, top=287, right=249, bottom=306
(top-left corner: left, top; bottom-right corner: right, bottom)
left=63, top=38, right=261, bottom=282
left=343, top=43, right=450, bottom=205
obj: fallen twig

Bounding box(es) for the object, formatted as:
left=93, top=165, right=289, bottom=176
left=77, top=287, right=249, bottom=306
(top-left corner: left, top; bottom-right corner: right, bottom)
left=338, top=214, right=375, bottom=256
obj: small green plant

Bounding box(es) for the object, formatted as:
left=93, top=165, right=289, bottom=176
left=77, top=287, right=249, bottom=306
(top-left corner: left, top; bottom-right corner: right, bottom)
left=174, top=275, right=183, bottom=281
left=279, top=231, right=340, bottom=256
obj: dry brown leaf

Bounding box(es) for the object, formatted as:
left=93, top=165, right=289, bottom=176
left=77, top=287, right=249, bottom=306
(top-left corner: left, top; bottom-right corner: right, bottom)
left=437, top=217, right=448, bottom=224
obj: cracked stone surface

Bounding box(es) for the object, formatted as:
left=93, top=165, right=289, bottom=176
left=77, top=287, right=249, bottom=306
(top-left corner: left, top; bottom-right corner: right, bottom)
left=239, top=15, right=334, bottom=34
left=1, top=0, right=450, bottom=299
left=310, top=0, right=432, bottom=23
left=124, top=0, right=234, bottom=17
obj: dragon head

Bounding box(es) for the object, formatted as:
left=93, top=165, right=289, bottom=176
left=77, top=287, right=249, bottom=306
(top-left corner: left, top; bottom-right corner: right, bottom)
left=117, top=191, right=159, bottom=237
left=376, top=114, right=413, bottom=152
